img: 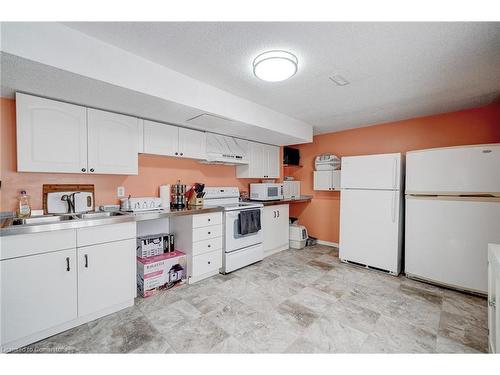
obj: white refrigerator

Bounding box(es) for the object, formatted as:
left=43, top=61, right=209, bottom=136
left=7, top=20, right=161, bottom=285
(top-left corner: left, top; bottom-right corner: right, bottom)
left=339, top=153, right=404, bottom=275
left=405, top=144, right=500, bottom=294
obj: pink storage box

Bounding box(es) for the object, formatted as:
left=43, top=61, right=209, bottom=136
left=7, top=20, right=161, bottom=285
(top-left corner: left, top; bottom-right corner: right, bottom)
left=137, top=251, right=187, bottom=298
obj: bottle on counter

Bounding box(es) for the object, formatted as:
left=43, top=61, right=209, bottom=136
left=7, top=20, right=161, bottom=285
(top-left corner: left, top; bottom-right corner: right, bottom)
left=17, top=190, right=32, bottom=218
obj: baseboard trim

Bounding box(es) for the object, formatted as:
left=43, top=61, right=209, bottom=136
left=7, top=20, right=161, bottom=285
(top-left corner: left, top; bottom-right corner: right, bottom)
left=316, top=240, right=339, bottom=248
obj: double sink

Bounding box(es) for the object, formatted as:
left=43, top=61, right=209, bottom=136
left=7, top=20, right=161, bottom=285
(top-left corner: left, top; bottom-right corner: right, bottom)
left=11, top=211, right=126, bottom=226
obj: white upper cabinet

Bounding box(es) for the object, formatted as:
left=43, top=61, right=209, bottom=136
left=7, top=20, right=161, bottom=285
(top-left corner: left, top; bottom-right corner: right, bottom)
left=143, top=120, right=178, bottom=157
left=314, top=170, right=341, bottom=191
left=143, top=120, right=206, bottom=160
left=87, top=109, right=139, bottom=175
left=16, top=93, right=88, bottom=173
left=237, top=142, right=280, bottom=178
left=16, top=94, right=140, bottom=175
left=178, top=127, right=206, bottom=160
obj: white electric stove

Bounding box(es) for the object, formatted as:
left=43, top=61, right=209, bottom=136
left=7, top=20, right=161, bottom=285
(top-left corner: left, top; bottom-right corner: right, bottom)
left=204, top=187, right=264, bottom=273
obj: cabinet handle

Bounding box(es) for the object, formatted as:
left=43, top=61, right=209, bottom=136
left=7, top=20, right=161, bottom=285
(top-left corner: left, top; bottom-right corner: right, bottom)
left=273, top=211, right=276, bottom=218
left=90, top=168, right=95, bottom=172
left=208, top=218, right=211, bottom=222
left=175, top=152, right=178, bottom=155
left=81, top=168, right=86, bottom=172
left=208, top=261, right=211, bottom=265
left=84, top=254, right=89, bottom=268
left=208, top=231, right=211, bottom=235
left=277, top=210, right=280, bottom=218
left=180, top=152, right=184, bottom=156
left=208, top=244, right=211, bottom=248
left=66, top=257, right=70, bottom=272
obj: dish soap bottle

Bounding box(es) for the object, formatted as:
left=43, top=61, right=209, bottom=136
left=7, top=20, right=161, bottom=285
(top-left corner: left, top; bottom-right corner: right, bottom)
left=17, top=190, right=31, bottom=218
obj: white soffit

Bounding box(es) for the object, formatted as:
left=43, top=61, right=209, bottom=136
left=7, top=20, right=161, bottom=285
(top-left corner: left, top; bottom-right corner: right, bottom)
left=0, top=22, right=313, bottom=145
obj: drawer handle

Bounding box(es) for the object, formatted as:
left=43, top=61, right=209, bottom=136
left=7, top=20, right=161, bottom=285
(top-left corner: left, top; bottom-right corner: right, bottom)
left=66, top=257, right=70, bottom=272
left=208, top=218, right=211, bottom=222
left=208, top=261, right=211, bottom=265
left=208, top=244, right=211, bottom=248
left=208, top=231, right=211, bottom=235
left=84, top=254, right=89, bottom=268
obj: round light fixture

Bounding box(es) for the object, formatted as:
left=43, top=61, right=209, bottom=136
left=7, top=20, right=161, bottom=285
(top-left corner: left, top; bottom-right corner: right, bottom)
left=253, top=50, right=298, bottom=82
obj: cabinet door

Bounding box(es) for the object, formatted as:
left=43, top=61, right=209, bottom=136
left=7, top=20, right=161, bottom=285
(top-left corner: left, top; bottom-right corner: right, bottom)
left=77, top=239, right=136, bottom=317
left=276, top=204, right=290, bottom=249
left=314, top=171, right=333, bottom=190
left=178, top=128, right=206, bottom=160
left=262, top=206, right=278, bottom=252
left=16, top=93, right=88, bottom=173
left=1, top=249, right=77, bottom=345
left=143, top=120, right=179, bottom=157
left=87, top=109, right=139, bottom=175
left=264, top=145, right=280, bottom=178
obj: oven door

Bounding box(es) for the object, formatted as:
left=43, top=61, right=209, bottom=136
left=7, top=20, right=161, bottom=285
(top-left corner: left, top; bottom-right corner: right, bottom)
left=224, top=208, right=263, bottom=252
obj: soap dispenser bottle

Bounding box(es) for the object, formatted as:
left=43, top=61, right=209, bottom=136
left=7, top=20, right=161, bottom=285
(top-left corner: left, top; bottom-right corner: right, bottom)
left=17, top=190, right=32, bottom=218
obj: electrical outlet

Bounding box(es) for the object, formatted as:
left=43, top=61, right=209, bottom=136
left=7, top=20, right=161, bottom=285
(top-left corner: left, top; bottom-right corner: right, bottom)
left=117, top=186, right=125, bottom=197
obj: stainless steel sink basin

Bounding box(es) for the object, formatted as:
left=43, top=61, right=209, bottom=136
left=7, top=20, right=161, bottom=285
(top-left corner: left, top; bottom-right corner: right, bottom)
left=75, top=211, right=125, bottom=219
left=12, top=215, right=75, bottom=226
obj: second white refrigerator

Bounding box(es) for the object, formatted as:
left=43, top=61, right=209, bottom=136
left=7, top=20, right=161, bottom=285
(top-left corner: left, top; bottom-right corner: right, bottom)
left=339, top=153, right=404, bottom=275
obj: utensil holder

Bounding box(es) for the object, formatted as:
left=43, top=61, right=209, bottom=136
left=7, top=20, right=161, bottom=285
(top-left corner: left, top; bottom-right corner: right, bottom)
left=188, top=196, right=204, bottom=206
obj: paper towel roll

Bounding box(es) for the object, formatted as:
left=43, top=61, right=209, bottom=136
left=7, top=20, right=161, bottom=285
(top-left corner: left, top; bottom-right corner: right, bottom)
left=160, top=184, right=171, bottom=208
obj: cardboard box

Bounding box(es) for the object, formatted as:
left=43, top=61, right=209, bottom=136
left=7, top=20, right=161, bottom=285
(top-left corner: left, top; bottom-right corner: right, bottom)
left=137, top=250, right=186, bottom=298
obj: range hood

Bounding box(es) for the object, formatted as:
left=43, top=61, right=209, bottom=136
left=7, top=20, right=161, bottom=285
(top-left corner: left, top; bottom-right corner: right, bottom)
left=201, top=133, right=249, bottom=165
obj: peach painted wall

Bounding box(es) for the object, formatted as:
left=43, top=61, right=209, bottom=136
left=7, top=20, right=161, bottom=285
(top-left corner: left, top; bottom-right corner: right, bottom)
left=0, top=98, right=268, bottom=212
left=287, top=103, right=500, bottom=244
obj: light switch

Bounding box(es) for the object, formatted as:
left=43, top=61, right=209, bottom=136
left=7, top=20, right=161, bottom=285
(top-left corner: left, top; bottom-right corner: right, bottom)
left=117, top=186, right=125, bottom=197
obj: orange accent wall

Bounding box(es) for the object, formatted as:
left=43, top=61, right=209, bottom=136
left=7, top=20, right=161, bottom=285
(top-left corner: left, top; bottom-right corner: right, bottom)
left=0, top=98, right=268, bottom=212
left=287, top=103, right=500, bottom=244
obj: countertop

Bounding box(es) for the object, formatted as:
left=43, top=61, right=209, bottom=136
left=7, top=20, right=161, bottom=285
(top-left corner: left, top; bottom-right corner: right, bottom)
left=0, top=206, right=223, bottom=237
left=243, top=195, right=313, bottom=206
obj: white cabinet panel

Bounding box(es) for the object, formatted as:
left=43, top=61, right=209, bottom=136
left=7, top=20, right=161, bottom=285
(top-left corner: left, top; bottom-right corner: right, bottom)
left=192, top=249, right=222, bottom=277
left=341, top=153, right=402, bottom=190
left=263, top=204, right=289, bottom=255
left=340, top=189, right=401, bottom=273
left=405, top=197, right=500, bottom=293
left=406, top=144, right=500, bottom=194
left=77, top=222, right=136, bottom=247
left=1, top=249, right=77, bottom=344
left=236, top=142, right=280, bottom=178
left=77, top=239, right=136, bottom=317
left=143, top=120, right=179, bottom=157
left=87, top=109, right=139, bottom=175
left=178, top=127, right=206, bottom=160
left=314, top=171, right=341, bottom=191
left=16, top=93, right=87, bottom=173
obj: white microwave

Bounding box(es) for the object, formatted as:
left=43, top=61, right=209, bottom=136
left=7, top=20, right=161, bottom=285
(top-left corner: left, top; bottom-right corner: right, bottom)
left=250, top=183, right=283, bottom=201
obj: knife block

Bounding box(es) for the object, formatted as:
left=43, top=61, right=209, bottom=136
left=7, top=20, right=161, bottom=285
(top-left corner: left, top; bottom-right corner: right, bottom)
left=188, top=195, right=204, bottom=207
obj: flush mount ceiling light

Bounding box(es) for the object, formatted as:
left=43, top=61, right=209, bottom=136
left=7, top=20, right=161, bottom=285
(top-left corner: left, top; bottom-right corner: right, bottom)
left=253, top=50, right=298, bottom=82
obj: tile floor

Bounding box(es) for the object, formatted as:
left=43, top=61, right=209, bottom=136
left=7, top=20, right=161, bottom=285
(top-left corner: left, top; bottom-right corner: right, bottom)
left=15, top=245, right=488, bottom=353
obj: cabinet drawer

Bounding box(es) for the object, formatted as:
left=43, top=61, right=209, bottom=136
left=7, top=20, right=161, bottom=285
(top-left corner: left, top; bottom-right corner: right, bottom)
left=192, top=212, right=222, bottom=228
left=192, top=237, right=223, bottom=256
left=0, top=229, right=76, bottom=260
left=192, top=224, right=222, bottom=242
left=192, top=249, right=222, bottom=277
left=77, top=222, right=136, bottom=247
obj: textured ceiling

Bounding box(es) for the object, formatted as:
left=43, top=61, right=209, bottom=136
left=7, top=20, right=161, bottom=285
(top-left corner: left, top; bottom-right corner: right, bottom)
left=64, top=22, right=500, bottom=134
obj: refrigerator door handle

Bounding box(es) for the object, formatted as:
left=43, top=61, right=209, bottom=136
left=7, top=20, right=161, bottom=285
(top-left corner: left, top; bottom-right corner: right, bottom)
left=392, top=158, right=398, bottom=189
left=392, top=191, right=397, bottom=223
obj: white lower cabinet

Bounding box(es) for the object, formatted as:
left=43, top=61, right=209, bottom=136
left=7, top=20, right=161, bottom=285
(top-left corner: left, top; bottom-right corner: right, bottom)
left=77, top=239, right=136, bottom=317
left=172, top=212, right=223, bottom=284
left=1, top=248, right=78, bottom=347
left=1, top=222, right=136, bottom=352
left=262, top=204, right=289, bottom=256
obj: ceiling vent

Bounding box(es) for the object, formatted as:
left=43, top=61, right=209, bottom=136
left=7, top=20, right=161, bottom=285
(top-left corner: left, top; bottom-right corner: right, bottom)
left=329, top=74, right=350, bottom=86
